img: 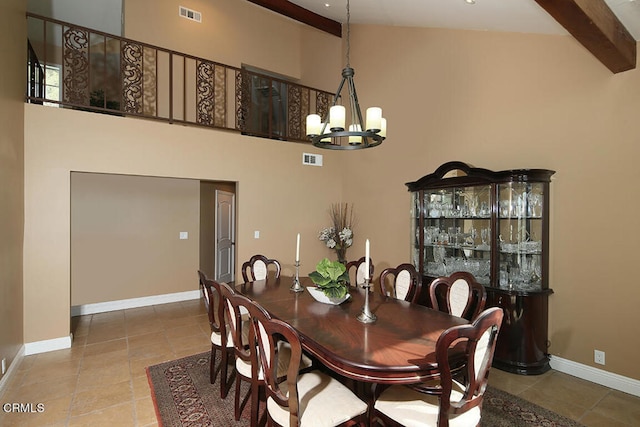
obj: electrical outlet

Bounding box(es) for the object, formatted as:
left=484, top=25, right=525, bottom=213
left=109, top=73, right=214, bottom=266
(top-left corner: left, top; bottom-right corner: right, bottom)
left=1, top=358, right=6, bottom=375
left=594, top=349, right=605, bottom=365
left=254, top=231, right=260, bottom=239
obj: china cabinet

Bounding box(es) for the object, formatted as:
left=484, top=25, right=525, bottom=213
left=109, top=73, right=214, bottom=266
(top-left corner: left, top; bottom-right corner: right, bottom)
left=406, top=161, right=555, bottom=375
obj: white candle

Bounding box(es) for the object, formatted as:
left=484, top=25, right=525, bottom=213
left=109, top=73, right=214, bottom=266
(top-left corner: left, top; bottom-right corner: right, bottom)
left=348, top=123, right=362, bottom=144
left=329, top=105, right=346, bottom=130
left=379, top=118, right=387, bottom=138
left=365, top=239, right=370, bottom=280
left=296, top=233, right=300, bottom=262
left=306, top=114, right=321, bottom=136
left=365, top=107, right=382, bottom=132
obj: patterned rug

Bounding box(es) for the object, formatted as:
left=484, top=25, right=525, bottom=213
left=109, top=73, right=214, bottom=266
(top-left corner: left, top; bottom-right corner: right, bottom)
left=147, top=352, right=584, bottom=427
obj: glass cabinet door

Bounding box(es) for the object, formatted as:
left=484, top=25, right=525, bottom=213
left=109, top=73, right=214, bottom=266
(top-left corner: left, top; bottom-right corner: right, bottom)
left=497, top=182, right=545, bottom=291
left=417, top=185, right=492, bottom=285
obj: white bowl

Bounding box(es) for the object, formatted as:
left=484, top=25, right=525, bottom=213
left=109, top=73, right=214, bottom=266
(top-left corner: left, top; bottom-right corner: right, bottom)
left=306, top=287, right=350, bottom=305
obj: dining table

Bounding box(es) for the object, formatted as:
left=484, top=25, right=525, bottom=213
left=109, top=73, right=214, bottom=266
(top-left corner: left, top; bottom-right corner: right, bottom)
left=235, top=275, right=469, bottom=385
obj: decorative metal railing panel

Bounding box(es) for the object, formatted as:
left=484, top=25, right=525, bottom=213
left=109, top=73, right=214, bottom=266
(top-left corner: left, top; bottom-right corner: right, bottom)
left=25, top=13, right=333, bottom=144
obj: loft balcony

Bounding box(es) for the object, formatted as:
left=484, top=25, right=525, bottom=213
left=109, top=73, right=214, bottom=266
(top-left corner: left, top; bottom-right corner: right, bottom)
left=25, top=13, right=333, bottom=144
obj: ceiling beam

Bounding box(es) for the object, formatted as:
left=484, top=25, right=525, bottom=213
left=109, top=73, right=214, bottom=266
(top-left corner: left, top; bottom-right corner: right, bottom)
left=246, top=0, right=342, bottom=38
left=535, top=0, right=636, bottom=73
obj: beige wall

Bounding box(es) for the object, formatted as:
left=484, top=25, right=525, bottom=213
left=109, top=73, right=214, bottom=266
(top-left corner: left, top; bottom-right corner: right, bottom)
left=24, top=104, right=345, bottom=343
left=0, top=0, right=26, bottom=382
left=71, top=173, right=200, bottom=305
left=343, top=24, right=640, bottom=380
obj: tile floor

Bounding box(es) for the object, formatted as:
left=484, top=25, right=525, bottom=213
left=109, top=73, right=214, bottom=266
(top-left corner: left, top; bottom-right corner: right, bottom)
left=0, top=298, right=638, bottom=426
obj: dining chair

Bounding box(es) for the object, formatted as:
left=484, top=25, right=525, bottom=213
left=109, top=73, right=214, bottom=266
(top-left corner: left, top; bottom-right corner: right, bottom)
left=428, top=271, right=487, bottom=321
left=346, top=256, right=374, bottom=288
left=378, top=263, right=422, bottom=303
left=198, top=271, right=235, bottom=398
left=242, top=254, right=282, bottom=282
left=219, top=283, right=313, bottom=426
left=247, top=297, right=369, bottom=427
left=371, top=307, right=504, bottom=427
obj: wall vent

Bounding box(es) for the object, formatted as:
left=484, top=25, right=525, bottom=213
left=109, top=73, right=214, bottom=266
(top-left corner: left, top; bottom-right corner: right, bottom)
left=179, top=6, right=202, bottom=23
left=303, top=153, right=323, bottom=166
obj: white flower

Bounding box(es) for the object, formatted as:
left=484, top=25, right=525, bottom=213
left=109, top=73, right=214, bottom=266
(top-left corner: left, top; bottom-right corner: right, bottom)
left=326, top=238, right=336, bottom=248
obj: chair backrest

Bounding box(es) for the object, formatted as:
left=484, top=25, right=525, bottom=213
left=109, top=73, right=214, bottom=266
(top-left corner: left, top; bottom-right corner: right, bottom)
left=242, top=254, right=282, bottom=282
left=378, top=263, right=421, bottom=302
left=219, top=282, right=253, bottom=363
left=346, top=256, right=374, bottom=287
left=428, top=271, right=487, bottom=321
left=246, top=299, right=304, bottom=426
left=435, top=307, right=504, bottom=426
left=197, top=270, right=210, bottom=312
left=202, top=276, right=227, bottom=337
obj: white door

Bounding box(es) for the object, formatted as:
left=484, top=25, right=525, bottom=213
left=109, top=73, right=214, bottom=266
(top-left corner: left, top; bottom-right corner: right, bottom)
left=215, top=190, right=235, bottom=282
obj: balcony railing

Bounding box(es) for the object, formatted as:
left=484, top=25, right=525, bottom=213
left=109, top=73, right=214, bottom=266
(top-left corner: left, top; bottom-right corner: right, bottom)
left=25, top=13, right=333, bottom=143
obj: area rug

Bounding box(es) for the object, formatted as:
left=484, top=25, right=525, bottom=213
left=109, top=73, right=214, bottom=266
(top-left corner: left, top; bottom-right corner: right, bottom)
left=147, top=352, right=584, bottom=427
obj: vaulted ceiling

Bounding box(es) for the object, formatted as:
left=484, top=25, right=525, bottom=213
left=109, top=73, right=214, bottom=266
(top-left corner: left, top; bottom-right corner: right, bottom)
left=247, top=0, right=637, bottom=73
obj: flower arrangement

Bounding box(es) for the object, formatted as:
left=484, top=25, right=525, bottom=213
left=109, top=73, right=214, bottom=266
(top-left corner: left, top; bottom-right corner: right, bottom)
left=309, top=258, right=350, bottom=299
left=318, top=203, right=354, bottom=264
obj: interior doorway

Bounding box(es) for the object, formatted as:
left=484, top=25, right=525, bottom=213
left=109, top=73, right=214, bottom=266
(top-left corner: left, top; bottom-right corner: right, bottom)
left=215, top=190, right=235, bottom=282
left=199, top=181, right=237, bottom=283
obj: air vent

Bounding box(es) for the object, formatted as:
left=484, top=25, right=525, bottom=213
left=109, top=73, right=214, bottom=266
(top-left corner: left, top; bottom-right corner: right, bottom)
left=179, top=6, right=202, bottom=23
left=303, top=153, right=323, bottom=166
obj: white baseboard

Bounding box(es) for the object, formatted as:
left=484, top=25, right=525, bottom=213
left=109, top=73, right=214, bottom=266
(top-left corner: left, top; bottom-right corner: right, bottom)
left=550, top=355, right=640, bottom=397
left=22, top=290, right=201, bottom=357
left=0, top=345, right=25, bottom=399
left=70, top=290, right=201, bottom=316
left=23, top=334, right=73, bottom=356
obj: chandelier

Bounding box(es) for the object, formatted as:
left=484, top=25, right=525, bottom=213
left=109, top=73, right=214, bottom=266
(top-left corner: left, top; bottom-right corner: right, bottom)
left=305, top=0, right=386, bottom=150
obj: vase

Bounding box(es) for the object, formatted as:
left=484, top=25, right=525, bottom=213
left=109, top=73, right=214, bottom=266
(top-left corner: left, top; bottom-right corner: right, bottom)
left=307, top=287, right=351, bottom=305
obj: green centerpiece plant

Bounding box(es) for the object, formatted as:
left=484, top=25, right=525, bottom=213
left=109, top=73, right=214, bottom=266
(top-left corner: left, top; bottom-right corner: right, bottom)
left=309, top=258, right=350, bottom=299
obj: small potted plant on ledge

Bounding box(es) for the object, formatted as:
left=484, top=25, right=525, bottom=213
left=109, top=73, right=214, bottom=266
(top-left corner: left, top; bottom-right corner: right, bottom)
left=307, top=258, right=351, bottom=305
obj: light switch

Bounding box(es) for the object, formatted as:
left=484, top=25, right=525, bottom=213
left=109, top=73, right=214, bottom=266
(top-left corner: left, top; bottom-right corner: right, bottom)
left=179, top=231, right=188, bottom=240
left=254, top=231, right=260, bottom=239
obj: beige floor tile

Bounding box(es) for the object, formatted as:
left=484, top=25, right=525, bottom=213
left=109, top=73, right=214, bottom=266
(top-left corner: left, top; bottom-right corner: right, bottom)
left=76, top=361, right=132, bottom=391
left=488, top=368, right=552, bottom=395
left=581, top=410, right=634, bottom=427
left=525, top=371, right=610, bottom=408
left=129, top=355, right=172, bottom=378
left=80, top=348, right=130, bottom=370
left=172, top=344, right=210, bottom=359
left=85, top=325, right=127, bottom=344
left=166, top=330, right=208, bottom=351
left=131, top=373, right=152, bottom=400
left=21, top=359, right=82, bottom=386
left=128, top=341, right=174, bottom=360
left=7, top=375, right=78, bottom=402
left=127, top=331, right=168, bottom=349
left=125, top=319, right=166, bottom=337
left=164, top=323, right=209, bottom=340
left=519, top=386, right=588, bottom=421
left=590, top=390, right=640, bottom=426
left=70, top=380, right=132, bottom=416
left=83, top=338, right=128, bottom=357
left=135, top=396, right=159, bottom=426
left=68, top=401, right=135, bottom=427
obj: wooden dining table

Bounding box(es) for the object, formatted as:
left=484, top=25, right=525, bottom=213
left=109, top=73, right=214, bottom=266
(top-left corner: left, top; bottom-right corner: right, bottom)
left=235, top=276, right=469, bottom=385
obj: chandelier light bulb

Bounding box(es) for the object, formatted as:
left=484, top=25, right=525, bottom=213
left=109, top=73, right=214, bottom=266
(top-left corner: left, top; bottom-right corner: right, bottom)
left=365, top=107, right=382, bottom=132
left=306, top=114, right=321, bottom=136
left=329, top=105, right=346, bottom=131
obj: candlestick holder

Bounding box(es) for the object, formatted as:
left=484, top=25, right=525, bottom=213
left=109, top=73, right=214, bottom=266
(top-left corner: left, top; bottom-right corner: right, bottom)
left=356, top=278, right=377, bottom=323
left=290, top=260, right=304, bottom=292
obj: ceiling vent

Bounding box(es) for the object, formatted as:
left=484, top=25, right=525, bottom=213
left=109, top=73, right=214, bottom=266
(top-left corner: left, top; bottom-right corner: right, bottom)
left=179, top=6, right=202, bottom=23
left=302, top=153, right=323, bottom=166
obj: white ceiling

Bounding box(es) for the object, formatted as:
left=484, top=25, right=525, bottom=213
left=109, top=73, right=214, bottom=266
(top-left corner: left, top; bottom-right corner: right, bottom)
left=288, top=0, right=640, bottom=40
